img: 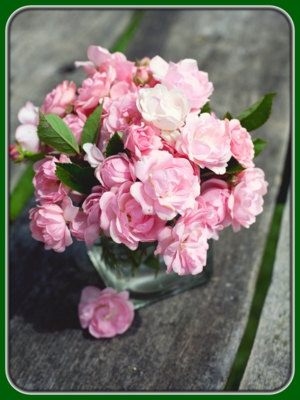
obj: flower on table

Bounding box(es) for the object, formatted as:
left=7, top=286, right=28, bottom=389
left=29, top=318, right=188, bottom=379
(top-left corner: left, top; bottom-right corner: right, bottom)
left=11, top=44, right=272, bottom=279
left=78, top=286, right=134, bottom=338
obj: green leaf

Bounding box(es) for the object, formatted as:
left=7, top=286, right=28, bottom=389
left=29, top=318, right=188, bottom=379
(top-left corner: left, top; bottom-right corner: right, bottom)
left=23, top=151, right=47, bottom=162
left=236, top=93, right=276, bottom=132
left=226, top=157, right=246, bottom=174
left=105, top=132, right=125, bottom=157
left=81, top=101, right=104, bottom=146
left=109, top=10, right=145, bottom=53
left=10, top=162, right=35, bottom=222
left=199, top=101, right=211, bottom=115
left=253, top=138, right=267, bottom=158
left=37, top=110, right=80, bottom=155
left=55, top=163, right=99, bottom=195
left=226, top=164, right=245, bottom=174
left=223, top=111, right=233, bottom=120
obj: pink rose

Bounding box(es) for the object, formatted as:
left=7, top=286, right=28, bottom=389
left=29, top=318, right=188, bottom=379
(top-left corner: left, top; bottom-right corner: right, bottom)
left=9, top=145, right=23, bottom=162
left=95, top=153, right=135, bottom=191
left=41, top=81, right=76, bottom=117
left=15, top=101, right=40, bottom=152
left=81, top=186, right=106, bottom=247
left=18, top=101, right=39, bottom=126
left=132, top=57, right=157, bottom=87
left=75, top=45, right=114, bottom=75
left=74, top=68, right=115, bottom=116
left=109, top=81, right=138, bottom=100
left=124, top=122, right=162, bottom=159
left=70, top=190, right=86, bottom=204
left=29, top=197, right=78, bottom=252
left=130, top=150, right=200, bottom=220
left=229, top=119, right=255, bottom=168
left=75, top=45, right=134, bottom=83
left=136, top=84, right=190, bottom=131
left=63, top=113, right=86, bottom=145
left=33, top=154, right=71, bottom=204
left=102, top=92, right=140, bottom=134
left=176, top=113, right=231, bottom=174
left=149, top=55, right=169, bottom=80
left=69, top=211, right=88, bottom=242
left=237, top=167, right=268, bottom=196
left=100, top=182, right=165, bottom=250
left=154, top=209, right=210, bottom=275
left=78, top=286, right=134, bottom=338
left=198, top=179, right=232, bottom=238
left=161, top=58, right=214, bottom=111
left=160, top=140, right=177, bottom=155
left=228, top=168, right=268, bottom=232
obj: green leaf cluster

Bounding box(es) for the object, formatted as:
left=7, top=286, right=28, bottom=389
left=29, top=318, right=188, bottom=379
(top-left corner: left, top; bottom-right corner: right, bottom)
left=80, top=102, right=103, bottom=146
left=37, top=111, right=80, bottom=155
left=236, top=93, right=276, bottom=132
left=36, top=105, right=106, bottom=192
left=55, top=163, right=99, bottom=195
left=199, top=101, right=211, bottom=115
left=105, top=132, right=125, bottom=157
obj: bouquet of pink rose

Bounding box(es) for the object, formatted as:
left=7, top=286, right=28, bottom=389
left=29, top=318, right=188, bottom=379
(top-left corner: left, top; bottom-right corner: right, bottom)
left=10, top=45, right=273, bottom=278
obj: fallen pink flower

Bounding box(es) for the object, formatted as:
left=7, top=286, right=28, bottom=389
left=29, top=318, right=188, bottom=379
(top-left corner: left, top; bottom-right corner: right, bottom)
left=78, top=286, right=134, bottom=338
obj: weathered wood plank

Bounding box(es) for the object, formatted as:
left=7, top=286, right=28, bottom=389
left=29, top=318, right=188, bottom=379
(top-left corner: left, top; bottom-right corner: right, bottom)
left=239, top=191, right=291, bottom=391
left=9, top=8, right=135, bottom=191
left=9, top=8, right=291, bottom=391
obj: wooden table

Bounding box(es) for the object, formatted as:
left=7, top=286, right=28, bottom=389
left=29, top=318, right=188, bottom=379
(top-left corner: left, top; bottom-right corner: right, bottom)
left=8, top=7, right=292, bottom=392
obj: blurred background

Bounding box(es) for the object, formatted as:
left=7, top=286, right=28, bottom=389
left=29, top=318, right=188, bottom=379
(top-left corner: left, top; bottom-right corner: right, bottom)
left=8, top=7, right=292, bottom=390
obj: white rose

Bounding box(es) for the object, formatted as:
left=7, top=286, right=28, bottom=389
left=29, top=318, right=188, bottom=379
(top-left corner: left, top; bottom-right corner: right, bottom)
left=136, top=84, right=190, bottom=131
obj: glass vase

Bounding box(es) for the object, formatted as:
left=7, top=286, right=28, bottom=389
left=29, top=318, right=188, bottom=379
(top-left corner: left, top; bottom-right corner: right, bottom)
left=87, top=236, right=213, bottom=309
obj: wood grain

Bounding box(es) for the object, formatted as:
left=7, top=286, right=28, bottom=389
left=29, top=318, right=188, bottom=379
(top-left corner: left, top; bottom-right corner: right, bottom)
left=8, top=8, right=291, bottom=392
left=240, top=191, right=291, bottom=391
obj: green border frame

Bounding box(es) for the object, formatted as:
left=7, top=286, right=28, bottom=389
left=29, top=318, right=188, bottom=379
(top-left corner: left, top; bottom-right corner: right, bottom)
left=3, top=1, right=296, bottom=399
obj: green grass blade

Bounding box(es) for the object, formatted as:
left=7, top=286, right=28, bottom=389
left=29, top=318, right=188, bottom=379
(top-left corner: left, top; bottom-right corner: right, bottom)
left=224, top=203, right=285, bottom=390
left=110, top=10, right=145, bottom=53
left=9, top=162, right=35, bottom=223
